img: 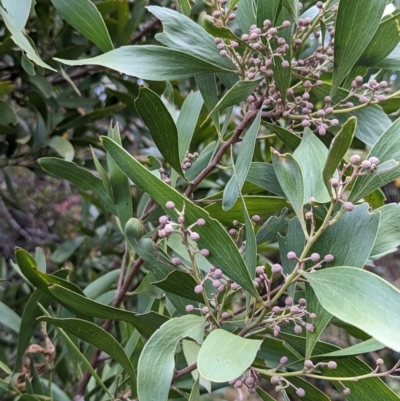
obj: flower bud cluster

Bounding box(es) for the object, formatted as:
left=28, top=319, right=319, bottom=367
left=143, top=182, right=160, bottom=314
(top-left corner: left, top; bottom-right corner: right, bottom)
left=181, top=151, right=198, bottom=172
left=271, top=376, right=306, bottom=397
left=303, top=359, right=338, bottom=373
left=229, top=369, right=259, bottom=395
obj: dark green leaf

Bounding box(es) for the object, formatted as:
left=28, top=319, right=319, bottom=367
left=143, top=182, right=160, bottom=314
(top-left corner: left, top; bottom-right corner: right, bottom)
left=349, top=117, right=400, bottom=202
left=55, top=45, right=236, bottom=81
left=293, top=128, right=330, bottom=203
left=242, top=197, right=257, bottom=279
left=152, top=271, right=204, bottom=303
left=370, top=203, right=400, bottom=257
left=47, top=284, right=168, bottom=338
left=308, top=204, right=380, bottom=268
left=303, top=267, right=400, bottom=351
left=205, top=196, right=288, bottom=225
left=195, top=74, right=219, bottom=129
left=102, top=137, right=258, bottom=296
left=107, top=123, right=132, bottom=229
left=316, top=338, right=384, bottom=358
left=198, top=329, right=262, bottom=382
left=271, top=150, right=305, bottom=224
left=137, top=315, right=206, bottom=401
left=256, top=208, right=288, bottom=244
left=235, top=0, right=256, bottom=33
left=357, top=11, right=400, bottom=67
left=282, top=0, right=298, bottom=21
left=247, top=163, right=285, bottom=197
left=135, top=87, right=184, bottom=176
left=223, top=110, right=262, bottom=210
left=148, top=6, right=235, bottom=70
left=257, top=0, right=281, bottom=27
left=38, top=157, right=116, bottom=215
left=323, top=116, right=356, bottom=192
left=39, top=317, right=136, bottom=393
left=257, top=387, right=278, bottom=401
left=263, top=122, right=301, bottom=151
left=331, top=0, right=386, bottom=95
left=177, top=91, right=203, bottom=162
left=0, top=100, right=17, bottom=125
left=51, top=236, right=86, bottom=264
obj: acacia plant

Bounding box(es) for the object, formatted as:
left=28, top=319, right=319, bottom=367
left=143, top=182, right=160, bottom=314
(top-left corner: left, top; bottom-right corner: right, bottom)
left=2, top=0, right=400, bottom=400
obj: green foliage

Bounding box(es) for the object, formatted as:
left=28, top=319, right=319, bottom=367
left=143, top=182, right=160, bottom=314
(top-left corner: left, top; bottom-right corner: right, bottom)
left=2, top=1, right=400, bottom=401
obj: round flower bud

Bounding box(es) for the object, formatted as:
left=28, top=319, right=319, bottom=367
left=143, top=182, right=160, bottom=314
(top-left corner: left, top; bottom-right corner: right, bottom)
left=234, top=379, right=243, bottom=388
left=200, top=248, right=210, bottom=257
left=248, top=387, right=256, bottom=394
left=324, top=254, right=334, bottom=263
left=241, top=33, right=249, bottom=41
left=287, top=251, right=297, bottom=260
left=343, top=387, right=351, bottom=396
left=218, top=284, right=225, bottom=293
left=272, top=263, right=283, bottom=274
left=219, top=50, right=228, bottom=57
left=212, top=279, right=221, bottom=288
left=214, top=37, right=222, bottom=44
left=325, top=107, right=334, bottom=115
left=164, top=224, right=174, bottom=234
left=324, top=96, right=331, bottom=103
left=159, top=215, right=169, bottom=224
left=305, top=359, right=314, bottom=369
left=281, top=60, right=289, bottom=68
left=285, top=296, right=293, bottom=306
left=343, top=202, right=354, bottom=212
left=178, top=216, right=185, bottom=224
left=245, top=376, right=255, bottom=388
left=190, top=232, right=200, bottom=241
left=361, top=160, right=372, bottom=170
left=290, top=306, right=300, bottom=314
left=305, top=211, right=313, bottom=220
left=376, top=358, right=384, bottom=366
left=327, top=361, right=337, bottom=369
left=166, top=201, right=175, bottom=209
left=221, top=311, right=230, bottom=320
left=251, top=214, right=261, bottom=222
left=282, top=20, right=291, bottom=28
left=376, top=94, right=386, bottom=102
left=186, top=304, right=194, bottom=312
left=256, top=266, right=265, bottom=275
left=272, top=306, right=281, bottom=314
left=194, top=284, right=203, bottom=293
left=359, top=95, right=368, bottom=104
left=355, top=76, right=363, bottom=84
left=294, top=325, right=302, bottom=334
left=330, top=118, right=339, bottom=126
left=230, top=282, right=239, bottom=290
left=301, top=119, right=310, bottom=127
left=318, top=126, right=327, bottom=136
left=228, top=13, right=236, bottom=21
left=172, top=257, right=182, bottom=266
left=310, top=253, right=320, bottom=262
left=271, top=376, right=281, bottom=384
left=346, top=102, right=354, bottom=108
left=296, top=388, right=306, bottom=397
left=369, top=156, right=379, bottom=165
left=379, top=80, right=388, bottom=88
left=202, top=306, right=210, bottom=315
left=306, top=323, right=314, bottom=332
left=309, top=313, right=317, bottom=319
left=214, top=268, right=223, bottom=279
left=280, top=356, right=289, bottom=365
left=267, top=27, right=278, bottom=36
left=316, top=1, right=323, bottom=8
left=350, top=154, right=361, bottom=165
left=331, top=178, right=339, bottom=188
left=197, top=218, right=206, bottom=226
left=229, top=228, right=236, bottom=235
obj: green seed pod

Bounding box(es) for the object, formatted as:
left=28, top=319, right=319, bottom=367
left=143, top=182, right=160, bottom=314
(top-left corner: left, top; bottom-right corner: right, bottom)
left=125, top=218, right=144, bottom=241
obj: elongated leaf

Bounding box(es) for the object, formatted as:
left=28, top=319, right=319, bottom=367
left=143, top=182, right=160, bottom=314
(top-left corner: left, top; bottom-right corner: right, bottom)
left=200, top=13, right=239, bottom=41
left=331, top=0, right=386, bottom=95
left=47, top=284, right=167, bottom=338
left=198, top=329, right=261, bottom=382
left=148, top=6, right=235, bottom=70
left=282, top=0, right=298, bottom=21
left=0, top=301, right=21, bottom=333
left=206, top=196, right=288, bottom=225
left=316, top=338, right=384, bottom=358
left=257, top=0, right=281, bottom=27
left=370, top=203, right=400, bottom=257
left=102, top=137, right=258, bottom=296
left=264, top=122, right=301, bottom=151
left=152, top=271, right=204, bottom=303
left=39, top=317, right=136, bottom=393
left=207, top=79, right=262, bottom=121
left=137, top=315, right=206, bottom=401
left=177, top=91, right=203, bottom=161
left=223, top=110, right=262, bottom=210
left=349, top=117, right=400, bottom=202
left=305, top=284, right=332, bottom=359
left=378, top=44, right=400, bottom=69
left=16, top=269, right=70, bottom=364
left=47, top=136, right=74, bottom=161
left=241, top=197, right=257, bottom=279
left=135, top=87, right=184, bottom=176
left=256, top=208, right=288, bottom=244
left=107, top=123, right=132, bottom=229
left=293, top=128, right=330, bottom=203
left=308, top=204, right=380, bottom=268
left=247, top=163, right=285, bottom=197
left=83, top=269, right=120, bottom=299
left=50, top=0, right=113, bottom=52
left=323, top=117, right=356, bottom=192
left=235, top=0, right=256, bottom=34
left=0, top=7, right=55, bottom=71
left=38, top=157, right=116, bottom=214
left=195, top=74, right=219, bottom=129
left=357, top=11, right=400, bottom=67
left=257, top=387, right=278, bottom=401
left=272, top=150, right=305, bottom=223
left=55, top=45, right=236, bottom=81
left=303, top=267, right=400, bottom=351
left=1, top=0, right=31, bottom=30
